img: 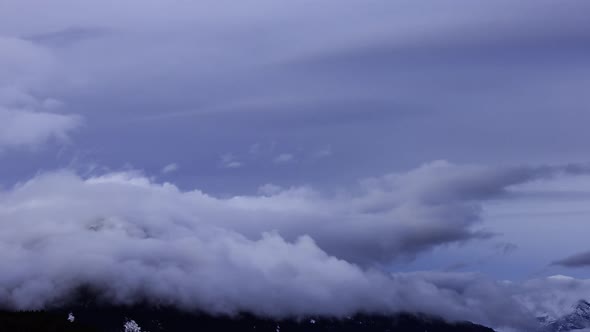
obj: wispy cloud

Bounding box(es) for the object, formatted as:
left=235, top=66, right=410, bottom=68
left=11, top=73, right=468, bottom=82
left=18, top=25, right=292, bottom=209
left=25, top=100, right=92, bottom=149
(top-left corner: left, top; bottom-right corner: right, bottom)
left=161, top=163, right=179, bottom=174
left=0, top=37, right=81, bottom=151
left=220, top=153, right=243, bottom=169
left=273, top=153, right=294, bottom=164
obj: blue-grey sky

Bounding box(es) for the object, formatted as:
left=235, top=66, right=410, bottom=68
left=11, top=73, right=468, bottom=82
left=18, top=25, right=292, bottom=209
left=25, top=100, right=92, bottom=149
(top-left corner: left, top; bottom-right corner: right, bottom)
left=2, top=1, right=590, bottom=329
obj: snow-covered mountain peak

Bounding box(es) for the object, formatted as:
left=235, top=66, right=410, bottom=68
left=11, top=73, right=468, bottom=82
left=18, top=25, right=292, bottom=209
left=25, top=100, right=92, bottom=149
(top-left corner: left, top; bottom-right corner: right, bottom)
left=543, top=299, right=590, bottom=332
left=573, top=300, right=590, bottom=317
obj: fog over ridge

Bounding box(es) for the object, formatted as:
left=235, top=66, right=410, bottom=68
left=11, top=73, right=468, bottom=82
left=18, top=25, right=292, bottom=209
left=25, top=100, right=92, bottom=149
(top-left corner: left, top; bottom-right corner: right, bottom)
left=1, top=161, right=590, bottom=329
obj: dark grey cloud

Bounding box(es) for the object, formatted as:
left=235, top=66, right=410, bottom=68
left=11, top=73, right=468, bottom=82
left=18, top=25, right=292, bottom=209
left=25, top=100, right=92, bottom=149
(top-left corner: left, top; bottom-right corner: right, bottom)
left=553, top=251, right=590, bottom=268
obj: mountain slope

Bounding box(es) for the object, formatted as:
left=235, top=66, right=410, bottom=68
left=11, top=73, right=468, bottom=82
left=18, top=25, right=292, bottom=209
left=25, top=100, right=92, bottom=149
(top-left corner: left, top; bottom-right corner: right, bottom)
left=0, top=305, right=496, bottom=332
left=543, top=300, right=590, bottom=332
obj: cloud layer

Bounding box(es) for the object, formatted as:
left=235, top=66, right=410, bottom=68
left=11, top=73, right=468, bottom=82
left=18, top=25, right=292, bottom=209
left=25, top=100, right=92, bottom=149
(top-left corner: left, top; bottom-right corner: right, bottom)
left=0, top=108, right=80, bottom=149
left=2, top=0, right=590, bottom=191
left=2, top=1, right=590, bottom=331
left=0, top=161, right=589, bottom=329
left=0, top=36, right=80, bottom=150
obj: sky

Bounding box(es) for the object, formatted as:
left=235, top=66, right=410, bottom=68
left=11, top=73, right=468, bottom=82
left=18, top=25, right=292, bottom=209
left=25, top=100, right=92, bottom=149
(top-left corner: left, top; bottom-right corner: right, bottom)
left=2, top=0, right=590, bottom=330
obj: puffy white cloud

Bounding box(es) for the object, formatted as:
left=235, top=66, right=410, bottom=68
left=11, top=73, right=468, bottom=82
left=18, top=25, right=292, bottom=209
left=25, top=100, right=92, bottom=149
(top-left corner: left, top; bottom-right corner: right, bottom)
left=0, top=161, right=589, bottom=329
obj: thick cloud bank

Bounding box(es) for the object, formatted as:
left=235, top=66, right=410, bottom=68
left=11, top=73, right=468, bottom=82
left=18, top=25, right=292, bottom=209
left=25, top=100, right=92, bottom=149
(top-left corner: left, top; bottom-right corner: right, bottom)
left=1, top=161, right=589, bottom=329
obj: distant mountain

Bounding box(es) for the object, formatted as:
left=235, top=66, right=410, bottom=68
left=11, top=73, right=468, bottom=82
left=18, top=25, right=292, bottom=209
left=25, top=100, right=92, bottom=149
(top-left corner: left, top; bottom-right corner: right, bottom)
left=542, top=300, right=590, bottom=332
left=0, top=304, right=497, bottom=332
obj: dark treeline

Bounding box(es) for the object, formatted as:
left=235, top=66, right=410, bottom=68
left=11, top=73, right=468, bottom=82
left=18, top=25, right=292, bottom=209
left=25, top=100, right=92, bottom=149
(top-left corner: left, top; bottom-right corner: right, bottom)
left=0, top=304, right=496, bottom=332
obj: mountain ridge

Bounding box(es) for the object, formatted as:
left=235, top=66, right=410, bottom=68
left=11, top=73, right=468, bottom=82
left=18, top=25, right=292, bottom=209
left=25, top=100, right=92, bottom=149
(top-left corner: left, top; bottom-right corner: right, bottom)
left=542, top=300, right=590, bottom=332
left=0, top=304, right=497, bottom=332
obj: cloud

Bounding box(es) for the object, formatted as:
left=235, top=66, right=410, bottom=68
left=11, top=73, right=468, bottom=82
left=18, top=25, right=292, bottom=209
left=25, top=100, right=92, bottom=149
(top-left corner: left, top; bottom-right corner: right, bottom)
left=397, top=272, right=590, bottom=328
left=258, top=183, right=283, bottom=196
left=313, top=146, right=333, bottom=159
left=552, top=251, right=590, bottom=268
left=1, top=2, right=590, bottom=327
left=219, top=153, right=243, bottom=169
left=273, top=153, right=294, bottom=164
left=443, top=242, right=519, bottom=272
left=0, top=36, right=81, bottom=151
left=0, top=161, right=589, bottom=329
left=494, top=242, right=518, bottom=255
left=515, top=275, right=590, bottom=320
left=0, top=108, right=81, bottom=150
left=26, top=26, right=109, bottom=47
left=0, top=36, right=54, bottom=88
left=1, top=0, right=588, bottom=190
left=160, top=163, right=179, bottom=175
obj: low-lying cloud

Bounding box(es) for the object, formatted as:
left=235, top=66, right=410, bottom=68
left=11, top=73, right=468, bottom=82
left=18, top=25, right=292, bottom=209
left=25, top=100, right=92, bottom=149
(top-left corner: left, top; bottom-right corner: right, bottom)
left=0, top=161, right=589, bottom=329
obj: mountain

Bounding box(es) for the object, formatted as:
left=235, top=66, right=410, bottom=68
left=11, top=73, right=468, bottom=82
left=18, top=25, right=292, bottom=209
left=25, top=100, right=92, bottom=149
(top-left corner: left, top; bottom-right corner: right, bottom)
left=542, top=300, right=590, bottom=332
left=0, top=304, right=497, bottom=332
